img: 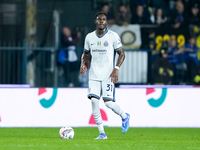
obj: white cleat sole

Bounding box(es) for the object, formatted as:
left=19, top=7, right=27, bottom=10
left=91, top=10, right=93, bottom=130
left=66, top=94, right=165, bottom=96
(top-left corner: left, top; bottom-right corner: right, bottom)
left=94, top=136, right=108, bottom=140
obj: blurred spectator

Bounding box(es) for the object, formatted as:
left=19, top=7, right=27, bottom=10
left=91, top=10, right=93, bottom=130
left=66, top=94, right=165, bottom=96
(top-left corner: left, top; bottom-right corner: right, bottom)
left=130, top=0, right=152, bottom=19
left=114, top=3, right=132, bottom=26
left=153, top=48, right=174, bottom=85
left=131, top=5, right=152, bottom=24
left=189, top=3, right=200, bottom=26
left=167, top=35, right=186, bottom=84
left=169, top=1, right=189, bottom=31
left=129, top=0, right=147, bottom=18
left=184, top=36, right=199, bottom=65
left=58, top=27, right=81, bottom=87
left=167, top=35, right=185, bottom=66
left=151, top=40, right=169, bottom=63
left=154, top=8, right=168, bottom=26
left=100, top=3, right=115, bottom=26
left=148, top=7, right=156, bottom=23
left=184, top=36, right=200, bottom=83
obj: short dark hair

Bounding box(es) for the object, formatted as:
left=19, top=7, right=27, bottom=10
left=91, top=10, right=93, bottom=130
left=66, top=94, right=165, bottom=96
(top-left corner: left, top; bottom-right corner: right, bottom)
left=95, top=12, right=108, bottom=20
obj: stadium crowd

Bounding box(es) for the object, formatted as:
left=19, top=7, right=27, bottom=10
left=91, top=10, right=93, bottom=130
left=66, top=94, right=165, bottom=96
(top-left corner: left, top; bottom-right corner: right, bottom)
left=59, top=0, right=200, bottom=87
left=1, top=0, right=200, bottom=87
left=87, top=0, right=200, bottom=86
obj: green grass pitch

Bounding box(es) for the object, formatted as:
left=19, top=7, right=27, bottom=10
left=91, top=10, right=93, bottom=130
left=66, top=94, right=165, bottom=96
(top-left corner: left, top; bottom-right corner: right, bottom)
left=0, top=127, right=200, bottom=150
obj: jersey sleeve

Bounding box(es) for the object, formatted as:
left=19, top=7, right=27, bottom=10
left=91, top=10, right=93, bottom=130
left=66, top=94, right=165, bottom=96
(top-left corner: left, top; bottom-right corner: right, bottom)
left=84, top=34, right=90, bottom=51
left=113, top=33, right=123, bottom=51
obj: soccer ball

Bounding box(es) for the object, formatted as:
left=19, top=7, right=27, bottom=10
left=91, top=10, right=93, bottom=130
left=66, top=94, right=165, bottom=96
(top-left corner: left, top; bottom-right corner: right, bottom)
left=59, top=126, right=74, bottom=139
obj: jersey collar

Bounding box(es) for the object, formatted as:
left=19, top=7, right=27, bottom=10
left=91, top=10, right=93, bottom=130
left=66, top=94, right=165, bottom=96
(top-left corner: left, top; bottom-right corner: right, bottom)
left=95, top=28, right=108, bottom=38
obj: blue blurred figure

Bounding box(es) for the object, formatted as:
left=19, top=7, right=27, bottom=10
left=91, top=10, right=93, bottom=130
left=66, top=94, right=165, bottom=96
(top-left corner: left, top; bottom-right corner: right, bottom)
left=184, top=36, right=200, bottom=84
left=184, top=36, right=199, bottom=65
left=167, top=36, right=185, bottom=67
left=167, top=35, right=186, bottom=84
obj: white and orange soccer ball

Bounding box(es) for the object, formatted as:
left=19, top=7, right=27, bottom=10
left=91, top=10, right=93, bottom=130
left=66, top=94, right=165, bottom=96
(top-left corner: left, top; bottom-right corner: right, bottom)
left=59, top=126, right=74, bottom=139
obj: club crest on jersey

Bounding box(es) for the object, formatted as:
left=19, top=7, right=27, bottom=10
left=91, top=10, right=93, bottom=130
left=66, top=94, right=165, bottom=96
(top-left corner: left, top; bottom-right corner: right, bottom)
left=97, top=41, right=101, bottom=46
left=104, top=41, right=108, bottom=47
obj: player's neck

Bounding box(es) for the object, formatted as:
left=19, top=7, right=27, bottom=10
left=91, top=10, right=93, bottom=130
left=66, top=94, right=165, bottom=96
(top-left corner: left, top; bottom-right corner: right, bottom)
left=96, top=28, right=107, bottom=37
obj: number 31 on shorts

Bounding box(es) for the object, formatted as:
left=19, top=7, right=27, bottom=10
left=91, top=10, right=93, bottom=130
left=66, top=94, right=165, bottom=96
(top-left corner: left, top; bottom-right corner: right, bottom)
left=106, top=84, right=113, bottom=92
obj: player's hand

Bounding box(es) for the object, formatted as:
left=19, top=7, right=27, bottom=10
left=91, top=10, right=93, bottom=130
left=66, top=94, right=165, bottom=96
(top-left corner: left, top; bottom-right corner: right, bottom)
left=80, top=64, right=87, bottom=75
left=110, top=69, right=118, bottom=84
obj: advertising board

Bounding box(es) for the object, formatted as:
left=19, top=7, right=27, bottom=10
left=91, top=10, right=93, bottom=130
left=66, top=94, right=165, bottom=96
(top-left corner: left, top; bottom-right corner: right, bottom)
left=0, top=88, right=199, bottom=127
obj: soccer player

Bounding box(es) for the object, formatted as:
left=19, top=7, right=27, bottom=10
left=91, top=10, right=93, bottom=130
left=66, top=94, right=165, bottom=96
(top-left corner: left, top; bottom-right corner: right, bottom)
left=80, top=12, right=130, bottom=139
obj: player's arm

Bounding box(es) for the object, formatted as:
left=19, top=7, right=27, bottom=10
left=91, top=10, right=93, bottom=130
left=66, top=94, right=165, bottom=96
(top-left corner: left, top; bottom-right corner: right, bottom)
left=80, top=50, right=90, bottom=75
left=110, top=48, right=125, bottom=84
left=116, top=48, right=125, bottom=68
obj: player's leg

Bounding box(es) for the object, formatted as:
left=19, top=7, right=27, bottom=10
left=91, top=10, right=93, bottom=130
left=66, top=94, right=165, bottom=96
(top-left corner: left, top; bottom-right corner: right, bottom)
left=91, top=97, right=107, bottom=139
left=104, top=100, right=127, bottom=119
left=104, top=100, right=130, bottom=134
left=102, top=79, right=127, bottom=118
left=88, top=80, right=107, bottom=139
left=102, top=79, right=130, bottom=134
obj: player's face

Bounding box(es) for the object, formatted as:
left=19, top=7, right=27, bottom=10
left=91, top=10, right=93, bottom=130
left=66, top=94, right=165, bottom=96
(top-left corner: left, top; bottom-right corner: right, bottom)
left=95, top=14, right=107, bottom=30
